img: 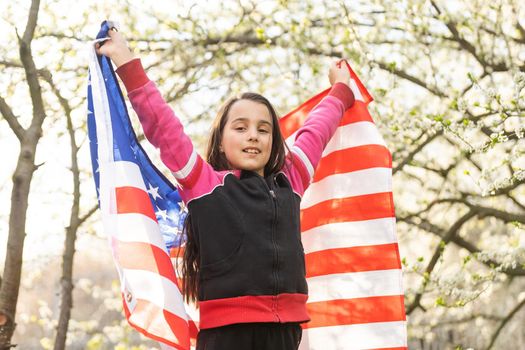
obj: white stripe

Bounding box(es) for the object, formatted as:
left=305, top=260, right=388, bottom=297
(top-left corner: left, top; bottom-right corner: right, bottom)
left=171, top=149, right=198, bottom=180
left=88, top=42, right=115, bottom=217
left=88, top=41, right=114, bottom=165
left=349, top=77, right=364, bottom=102
left=99, top=162, right=147, bottom=219
left=300, top=168, right=392, bottom=209
left=285, top=121, right=386, bottom=159
left=291, top=146, right=314, bottom=179
left=322, top=121, right=386, bottom=157
left=306, top=270, right=404, bottom=303
left=299, top=321, right=407, bottom=350
left=108, top=161, right=147, bottom=190
left=301, top=218, right=397, bottom=254
left=184, top=302, right=200, bottom=323
left=122, top=269, right=188, bottom=320
left=111, top=213, right=167, bottom=252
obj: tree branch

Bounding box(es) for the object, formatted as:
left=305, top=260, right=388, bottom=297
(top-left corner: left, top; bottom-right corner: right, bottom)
left=17, top=0, right=46, bottom=135
left=0, top=96, right=25, bottom=141
left=47, top=70, right=79, bottom=350
left=22, top=0, right=39, bottom=45
left=515, top=19, right=525, bottom=44
left=393, top=131, right=442, bottom=174
left=78, top=205, right=98, bottom=227
left=486, top=297, right=525, bottom=350
left=401, top=217, right=525, bottom=276
left=406, top=210, right=477, bottom=314
left=430, top=0, right=508, bottom=72
left=373, top=60, right=447, bottom=97
left=475, top=205, right=525, bottom=224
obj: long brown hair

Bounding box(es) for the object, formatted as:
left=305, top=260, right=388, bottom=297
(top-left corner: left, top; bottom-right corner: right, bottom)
left=179, top=92, right=289, bottom=303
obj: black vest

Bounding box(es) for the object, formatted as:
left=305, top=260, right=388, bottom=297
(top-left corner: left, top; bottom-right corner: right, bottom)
left=188, top=171, right=308, bottom=301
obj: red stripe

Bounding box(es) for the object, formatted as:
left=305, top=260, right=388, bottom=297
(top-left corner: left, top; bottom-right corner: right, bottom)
left=152, top=244, right=179, bottom=286
left=280, top=99, right=374, bottom=139
left=116, top=186, right=157, bottom=222
left=339, top=101, right=375, bottom=125
left=345, top=62, right=374, bottom=104
left=164, top=308, right=192, bottom=346
left=313, top=145, right=392, bottom=182
left=305, top=243, right=402, bottom=277
left=188, top=320, right=199, bottom=345
left=280, top=89, right=328, bottom=139
left=304, top=295, right=406, bottom=329
left=300, top=192, right=395, bottom=232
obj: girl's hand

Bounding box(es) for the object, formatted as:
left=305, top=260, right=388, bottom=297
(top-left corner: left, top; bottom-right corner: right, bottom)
left=328, top=59, right=351, bottom=86
left=95, top=28, right=135, bottom=68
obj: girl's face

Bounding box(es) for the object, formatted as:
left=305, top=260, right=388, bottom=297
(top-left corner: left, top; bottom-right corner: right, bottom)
left=220, top=99, right=273, bottom=176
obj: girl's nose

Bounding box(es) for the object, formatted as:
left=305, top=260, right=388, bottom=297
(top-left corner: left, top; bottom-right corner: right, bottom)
left=247, top=128, right=258, bottom=141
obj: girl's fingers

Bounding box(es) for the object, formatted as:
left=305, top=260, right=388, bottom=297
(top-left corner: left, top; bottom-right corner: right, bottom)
left=95, top=39, right=111, bottom=55
left=335, top=59, right=349, bottom=70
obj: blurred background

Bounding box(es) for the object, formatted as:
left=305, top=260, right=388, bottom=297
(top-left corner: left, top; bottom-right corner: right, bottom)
left=0, top=0, right=524, bottom=349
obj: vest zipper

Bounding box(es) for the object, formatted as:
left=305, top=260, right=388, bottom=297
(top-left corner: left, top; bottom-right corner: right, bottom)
left=258, top=176, right=280, bottom=319
left=269, top=186, right=279, bottom=319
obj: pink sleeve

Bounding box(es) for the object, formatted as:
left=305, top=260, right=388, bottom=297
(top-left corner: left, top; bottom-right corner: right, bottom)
left=283, top=83, right=354, bottom=196
left=116, top=59, right=217, bottom=195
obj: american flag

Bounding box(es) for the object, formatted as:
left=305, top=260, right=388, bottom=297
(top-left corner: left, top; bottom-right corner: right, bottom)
left=87, top=21, right=195, bottom=350
left=87, top=21, right=406, bottom=350
left=280, top=63, right=407, bottom=349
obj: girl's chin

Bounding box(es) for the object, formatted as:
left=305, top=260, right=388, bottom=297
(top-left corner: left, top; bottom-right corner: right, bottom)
left=236, top=164, right=265, bottom=175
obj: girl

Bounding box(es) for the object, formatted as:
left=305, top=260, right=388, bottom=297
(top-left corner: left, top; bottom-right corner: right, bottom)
left=97, top=28, right=354, bottom=350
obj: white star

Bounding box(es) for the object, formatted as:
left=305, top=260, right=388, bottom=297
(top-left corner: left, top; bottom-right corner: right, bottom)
left=156, top=207, right=168, bottom=221
left=147, top=184, right=162, bottom=200
left=164, top=224, right=180, bottom=236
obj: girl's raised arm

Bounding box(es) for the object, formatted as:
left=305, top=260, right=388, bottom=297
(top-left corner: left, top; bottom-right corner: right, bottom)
left=284, top=61, right=355, bottom=196
left=97, top=30, right=211, bottom=194
left=95, top=28, right=136, bottom=68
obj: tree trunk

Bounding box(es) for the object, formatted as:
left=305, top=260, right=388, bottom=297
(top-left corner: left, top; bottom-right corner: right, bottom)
left=0, top=144, right=37, bottom=349
left=0, top=1, right=43, bottom=348
left=51, top=77, right=81, bottom=350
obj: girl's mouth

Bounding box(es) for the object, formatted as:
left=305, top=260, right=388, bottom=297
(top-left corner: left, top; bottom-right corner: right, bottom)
left=243, top=148, right=261, bottom=154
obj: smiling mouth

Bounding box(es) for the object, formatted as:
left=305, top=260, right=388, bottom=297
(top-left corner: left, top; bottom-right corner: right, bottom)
left=243, top=148, right=261, bottom=154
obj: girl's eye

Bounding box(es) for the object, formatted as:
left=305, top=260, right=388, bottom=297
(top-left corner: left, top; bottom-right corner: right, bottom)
left=259, top=129, right=269, bottom=133
left=235, top=126, right=246, bottom=131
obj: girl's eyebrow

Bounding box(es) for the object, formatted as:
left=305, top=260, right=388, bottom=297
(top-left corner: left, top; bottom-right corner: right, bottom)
left=230, top=117, right=272, bottom=126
